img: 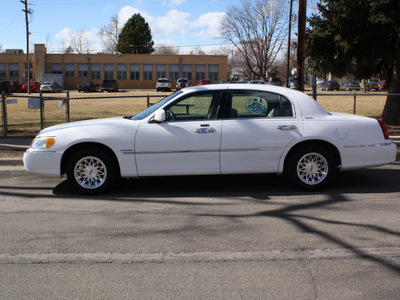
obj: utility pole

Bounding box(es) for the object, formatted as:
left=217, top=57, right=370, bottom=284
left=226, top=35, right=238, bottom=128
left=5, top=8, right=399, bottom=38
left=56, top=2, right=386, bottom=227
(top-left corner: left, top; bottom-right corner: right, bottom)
left=21, top=0, right=32, bottom=95
left=286, top=0, right=294, bottom=88
left=297, top=0, right=307, bottom=92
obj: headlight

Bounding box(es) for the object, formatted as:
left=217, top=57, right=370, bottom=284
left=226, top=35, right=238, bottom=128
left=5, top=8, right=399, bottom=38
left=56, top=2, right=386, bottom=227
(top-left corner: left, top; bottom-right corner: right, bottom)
left=31, top=136, right=56, bottom=149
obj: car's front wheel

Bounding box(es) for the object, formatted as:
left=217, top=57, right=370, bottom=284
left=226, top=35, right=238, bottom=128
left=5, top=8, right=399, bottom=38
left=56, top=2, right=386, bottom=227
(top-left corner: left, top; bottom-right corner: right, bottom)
left=66, top=148, right=118, bottom=194
left=286, top=145, right=336, bottom=191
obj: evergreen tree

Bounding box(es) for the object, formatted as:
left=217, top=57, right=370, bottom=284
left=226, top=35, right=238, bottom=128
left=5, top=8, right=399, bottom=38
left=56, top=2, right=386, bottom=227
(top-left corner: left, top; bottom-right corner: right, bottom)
left=306, top=0, right=397, bottom=80
left=306, top=0, right=400, bottom=125
left=117, top=14, right=154, bottom=54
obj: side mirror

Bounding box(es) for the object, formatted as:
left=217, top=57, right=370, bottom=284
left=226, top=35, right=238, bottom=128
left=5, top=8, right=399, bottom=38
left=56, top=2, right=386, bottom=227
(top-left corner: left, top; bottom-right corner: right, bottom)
left=152, top=109, right=166, bottom=123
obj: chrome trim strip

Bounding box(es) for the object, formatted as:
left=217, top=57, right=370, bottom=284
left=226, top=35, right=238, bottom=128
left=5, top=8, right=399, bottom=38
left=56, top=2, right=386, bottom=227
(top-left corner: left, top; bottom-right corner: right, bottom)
left=134, top=147, right=282, bottom=155
left=343, top=142, right=395, bottom=148
left=221, top=147, right=282, bottom=152
left=121, top=149, right=135, bottom=155
left=135, top=149, right=220, bottom=155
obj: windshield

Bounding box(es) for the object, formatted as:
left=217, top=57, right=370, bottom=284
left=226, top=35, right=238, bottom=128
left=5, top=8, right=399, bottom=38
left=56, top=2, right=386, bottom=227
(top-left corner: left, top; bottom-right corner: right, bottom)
left=131, top=91, right=183, bottom=120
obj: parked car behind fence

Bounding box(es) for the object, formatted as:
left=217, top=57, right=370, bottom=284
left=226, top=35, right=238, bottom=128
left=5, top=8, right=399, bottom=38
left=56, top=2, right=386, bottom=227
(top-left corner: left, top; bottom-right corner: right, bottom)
left=40, top=82, right=62, bottom=93
left=100, top=79, right=118, bottom=92
left=340, top=80, right=361, bottom=91
left=78, top=81, right=97, bottom=92
left=321, top=80, right=340, bottom=91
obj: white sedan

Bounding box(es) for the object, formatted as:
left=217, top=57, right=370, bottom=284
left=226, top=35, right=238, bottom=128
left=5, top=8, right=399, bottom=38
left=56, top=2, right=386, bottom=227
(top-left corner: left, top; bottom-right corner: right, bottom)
left=23, top=84, right=397, bottom=194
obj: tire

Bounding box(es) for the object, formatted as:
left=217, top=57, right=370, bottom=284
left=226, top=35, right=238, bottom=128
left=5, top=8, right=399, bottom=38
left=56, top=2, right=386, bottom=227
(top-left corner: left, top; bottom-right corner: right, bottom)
left=286, top=145, right=336, bottom=191
left=66, top=148, right=118, bottom=195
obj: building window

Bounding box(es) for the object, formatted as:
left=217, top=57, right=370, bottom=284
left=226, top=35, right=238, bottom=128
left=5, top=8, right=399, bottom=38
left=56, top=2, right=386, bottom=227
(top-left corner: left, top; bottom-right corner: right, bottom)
left=208, top=65, right=219, bottom=82
left=104, top=64, right=114, bottom=79
left=9, top=63, right=19, bottom=77
left=156, top=64, right=166, bottom=79
left=91, top=63, right=100, bottom=80
left=117, top=64, right=127, bottom=80
left=183, top=64, right=192, bottom=81
left=130, top=64, right=140, bottom=80
left=65, top=64, right=75, bottom=77
left=78, top=63, right=88, bottom=77
left=24, top=63, right=32, bottom=70
left=195, top=64, right=206, bottom=81
left=143, top=64, right=153, bottom=81
left=169, top=64, right=179, bottom=81
left=52, top=63, right=62, bottom=74
left=0, top=64, right=6, bottom=77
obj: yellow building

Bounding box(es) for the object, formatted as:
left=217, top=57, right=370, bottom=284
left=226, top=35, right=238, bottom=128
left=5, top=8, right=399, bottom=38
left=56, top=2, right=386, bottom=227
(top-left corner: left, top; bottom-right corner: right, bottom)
left=0, top=44, right=228, bottom=90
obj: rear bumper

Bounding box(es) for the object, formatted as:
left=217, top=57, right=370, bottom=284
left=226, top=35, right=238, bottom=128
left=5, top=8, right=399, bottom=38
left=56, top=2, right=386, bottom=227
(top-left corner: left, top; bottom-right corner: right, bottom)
left=340, top=141, right=397, bottom=170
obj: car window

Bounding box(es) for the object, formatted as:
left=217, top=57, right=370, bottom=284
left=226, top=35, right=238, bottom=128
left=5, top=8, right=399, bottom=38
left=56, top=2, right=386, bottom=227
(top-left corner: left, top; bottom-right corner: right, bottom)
left=227, top=90, right=293, bottom=119
left=165, top=91, right=221, bottom=122
left=132, top=91, right=183, bottom=121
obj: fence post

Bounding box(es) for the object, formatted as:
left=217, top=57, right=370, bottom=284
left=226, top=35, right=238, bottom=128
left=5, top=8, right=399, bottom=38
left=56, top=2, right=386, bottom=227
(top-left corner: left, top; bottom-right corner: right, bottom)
left=66, top=90, right=70, bottom=123
left=40, top=91, right=44, bottom=129
left=147, top=95, right=150, bottom=108
left=353, top=94, right=357, bottom=114
left=1, top=91, right=7, bottom=137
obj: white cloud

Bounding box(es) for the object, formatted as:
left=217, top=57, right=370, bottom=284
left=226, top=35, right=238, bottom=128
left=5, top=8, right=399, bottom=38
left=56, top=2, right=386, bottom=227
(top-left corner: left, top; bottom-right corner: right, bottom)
left=155, top=39, right=175, bottom=46
left=53, top=27, right=103, bottom=52
left=192, top=12, right=226, bottom=38
left=118, top=6, right=154, bottom=26
left=152, top=10, right=191, bottom=35
left=50, top=6, right=227, bottom=53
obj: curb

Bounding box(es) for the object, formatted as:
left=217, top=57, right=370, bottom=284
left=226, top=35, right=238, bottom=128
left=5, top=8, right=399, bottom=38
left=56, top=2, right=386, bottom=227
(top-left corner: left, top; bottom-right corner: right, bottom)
left=0, top=158, right=24, bottom=166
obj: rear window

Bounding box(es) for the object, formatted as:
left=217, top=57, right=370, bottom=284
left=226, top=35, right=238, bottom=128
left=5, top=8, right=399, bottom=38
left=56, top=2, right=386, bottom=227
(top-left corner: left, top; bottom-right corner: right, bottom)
left=158, top=79, right=169, bottom=83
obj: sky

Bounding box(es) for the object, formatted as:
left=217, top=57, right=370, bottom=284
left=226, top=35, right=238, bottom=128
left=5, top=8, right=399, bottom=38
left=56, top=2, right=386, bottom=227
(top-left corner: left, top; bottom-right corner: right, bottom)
left=1, top=0, right=319, bottom=54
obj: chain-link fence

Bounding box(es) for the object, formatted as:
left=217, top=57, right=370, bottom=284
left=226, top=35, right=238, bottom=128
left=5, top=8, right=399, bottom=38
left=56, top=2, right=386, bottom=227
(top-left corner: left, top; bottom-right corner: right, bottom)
left=1, top=91, right=400, bottom=137
left=0, top=91, right=166, bottom=137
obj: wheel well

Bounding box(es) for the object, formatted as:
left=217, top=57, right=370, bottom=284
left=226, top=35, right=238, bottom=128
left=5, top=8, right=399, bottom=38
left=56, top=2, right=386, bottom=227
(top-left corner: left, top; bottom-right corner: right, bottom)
left=60, top=142, right=121, bottom=176
left=283, top=140, right=341, bottom=171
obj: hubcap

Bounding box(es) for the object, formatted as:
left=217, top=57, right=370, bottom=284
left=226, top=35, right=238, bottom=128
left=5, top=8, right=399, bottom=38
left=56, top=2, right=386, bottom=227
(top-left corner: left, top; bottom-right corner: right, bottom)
left=297, top=152, right=328, bottom=185
left=74, top=156, right=107, bottom=189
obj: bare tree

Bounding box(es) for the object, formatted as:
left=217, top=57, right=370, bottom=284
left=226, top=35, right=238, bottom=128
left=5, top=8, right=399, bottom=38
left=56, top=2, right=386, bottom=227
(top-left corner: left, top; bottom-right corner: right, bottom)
left=189, top=47, right=206, bottom=55
left=220, top=0, right=288, bottom=81
left=70, top=30, right=89, bottom=54
left=99, top=15, right=121, bottom=54
left=154, top=44, right=180, bottom=55
left=208, top=46, right=241, bottom=79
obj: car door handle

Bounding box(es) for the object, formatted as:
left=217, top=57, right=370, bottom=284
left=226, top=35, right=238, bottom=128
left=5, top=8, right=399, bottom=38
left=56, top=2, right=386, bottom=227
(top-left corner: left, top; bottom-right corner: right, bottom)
left=277, top=125, right=297, bottom=130
left=195, top=127, right=216, bottom=133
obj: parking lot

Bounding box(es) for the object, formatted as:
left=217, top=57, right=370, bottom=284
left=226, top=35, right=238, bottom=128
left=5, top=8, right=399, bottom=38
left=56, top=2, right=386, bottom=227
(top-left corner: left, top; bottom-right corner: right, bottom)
left=0, top=146, right=399, bottom=299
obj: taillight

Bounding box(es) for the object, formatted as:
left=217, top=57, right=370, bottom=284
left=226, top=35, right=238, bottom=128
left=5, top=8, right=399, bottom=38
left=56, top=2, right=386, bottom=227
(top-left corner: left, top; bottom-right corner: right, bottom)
left=377, top=119, right=390, bottom=139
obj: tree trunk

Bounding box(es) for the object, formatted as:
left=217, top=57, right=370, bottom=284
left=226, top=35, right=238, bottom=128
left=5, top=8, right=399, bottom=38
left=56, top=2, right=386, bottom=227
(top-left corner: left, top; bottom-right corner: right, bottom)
left=382, top=30, right=400, bottom=125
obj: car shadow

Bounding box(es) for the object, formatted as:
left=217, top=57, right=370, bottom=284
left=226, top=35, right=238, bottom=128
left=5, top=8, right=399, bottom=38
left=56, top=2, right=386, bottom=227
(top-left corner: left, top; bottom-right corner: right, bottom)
left=53, top=161, right=400, bottom=199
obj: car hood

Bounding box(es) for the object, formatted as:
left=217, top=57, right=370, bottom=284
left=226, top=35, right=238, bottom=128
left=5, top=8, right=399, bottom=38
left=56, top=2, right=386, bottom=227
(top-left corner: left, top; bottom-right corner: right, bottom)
left=39, top=117, right=138, bottom=135
left=35, top=117, right=141, bottom=152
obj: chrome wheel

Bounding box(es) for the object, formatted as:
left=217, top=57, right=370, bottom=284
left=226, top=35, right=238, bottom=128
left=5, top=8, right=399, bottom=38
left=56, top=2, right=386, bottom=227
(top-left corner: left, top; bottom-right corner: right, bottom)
left=297, top=152, right=329, bottom=186
left=74, top=156, right=107, bottom=189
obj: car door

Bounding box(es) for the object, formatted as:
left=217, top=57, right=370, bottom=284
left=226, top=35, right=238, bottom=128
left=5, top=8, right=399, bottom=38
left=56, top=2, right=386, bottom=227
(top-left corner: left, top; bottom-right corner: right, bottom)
left=135, top=90, right=223, bottom=176
left=220, top=89, right=303, bottom=174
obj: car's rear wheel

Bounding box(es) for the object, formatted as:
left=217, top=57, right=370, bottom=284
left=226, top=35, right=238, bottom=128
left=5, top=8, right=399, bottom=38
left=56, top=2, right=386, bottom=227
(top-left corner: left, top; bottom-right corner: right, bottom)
left=66, top=148, right=118, bottom=194
left=286, top=145, right=336, bottom=191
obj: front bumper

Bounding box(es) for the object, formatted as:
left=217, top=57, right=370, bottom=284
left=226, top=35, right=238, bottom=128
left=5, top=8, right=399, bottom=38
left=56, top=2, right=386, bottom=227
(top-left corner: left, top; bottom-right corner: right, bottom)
left=23, top=149, right=63, bottom=177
